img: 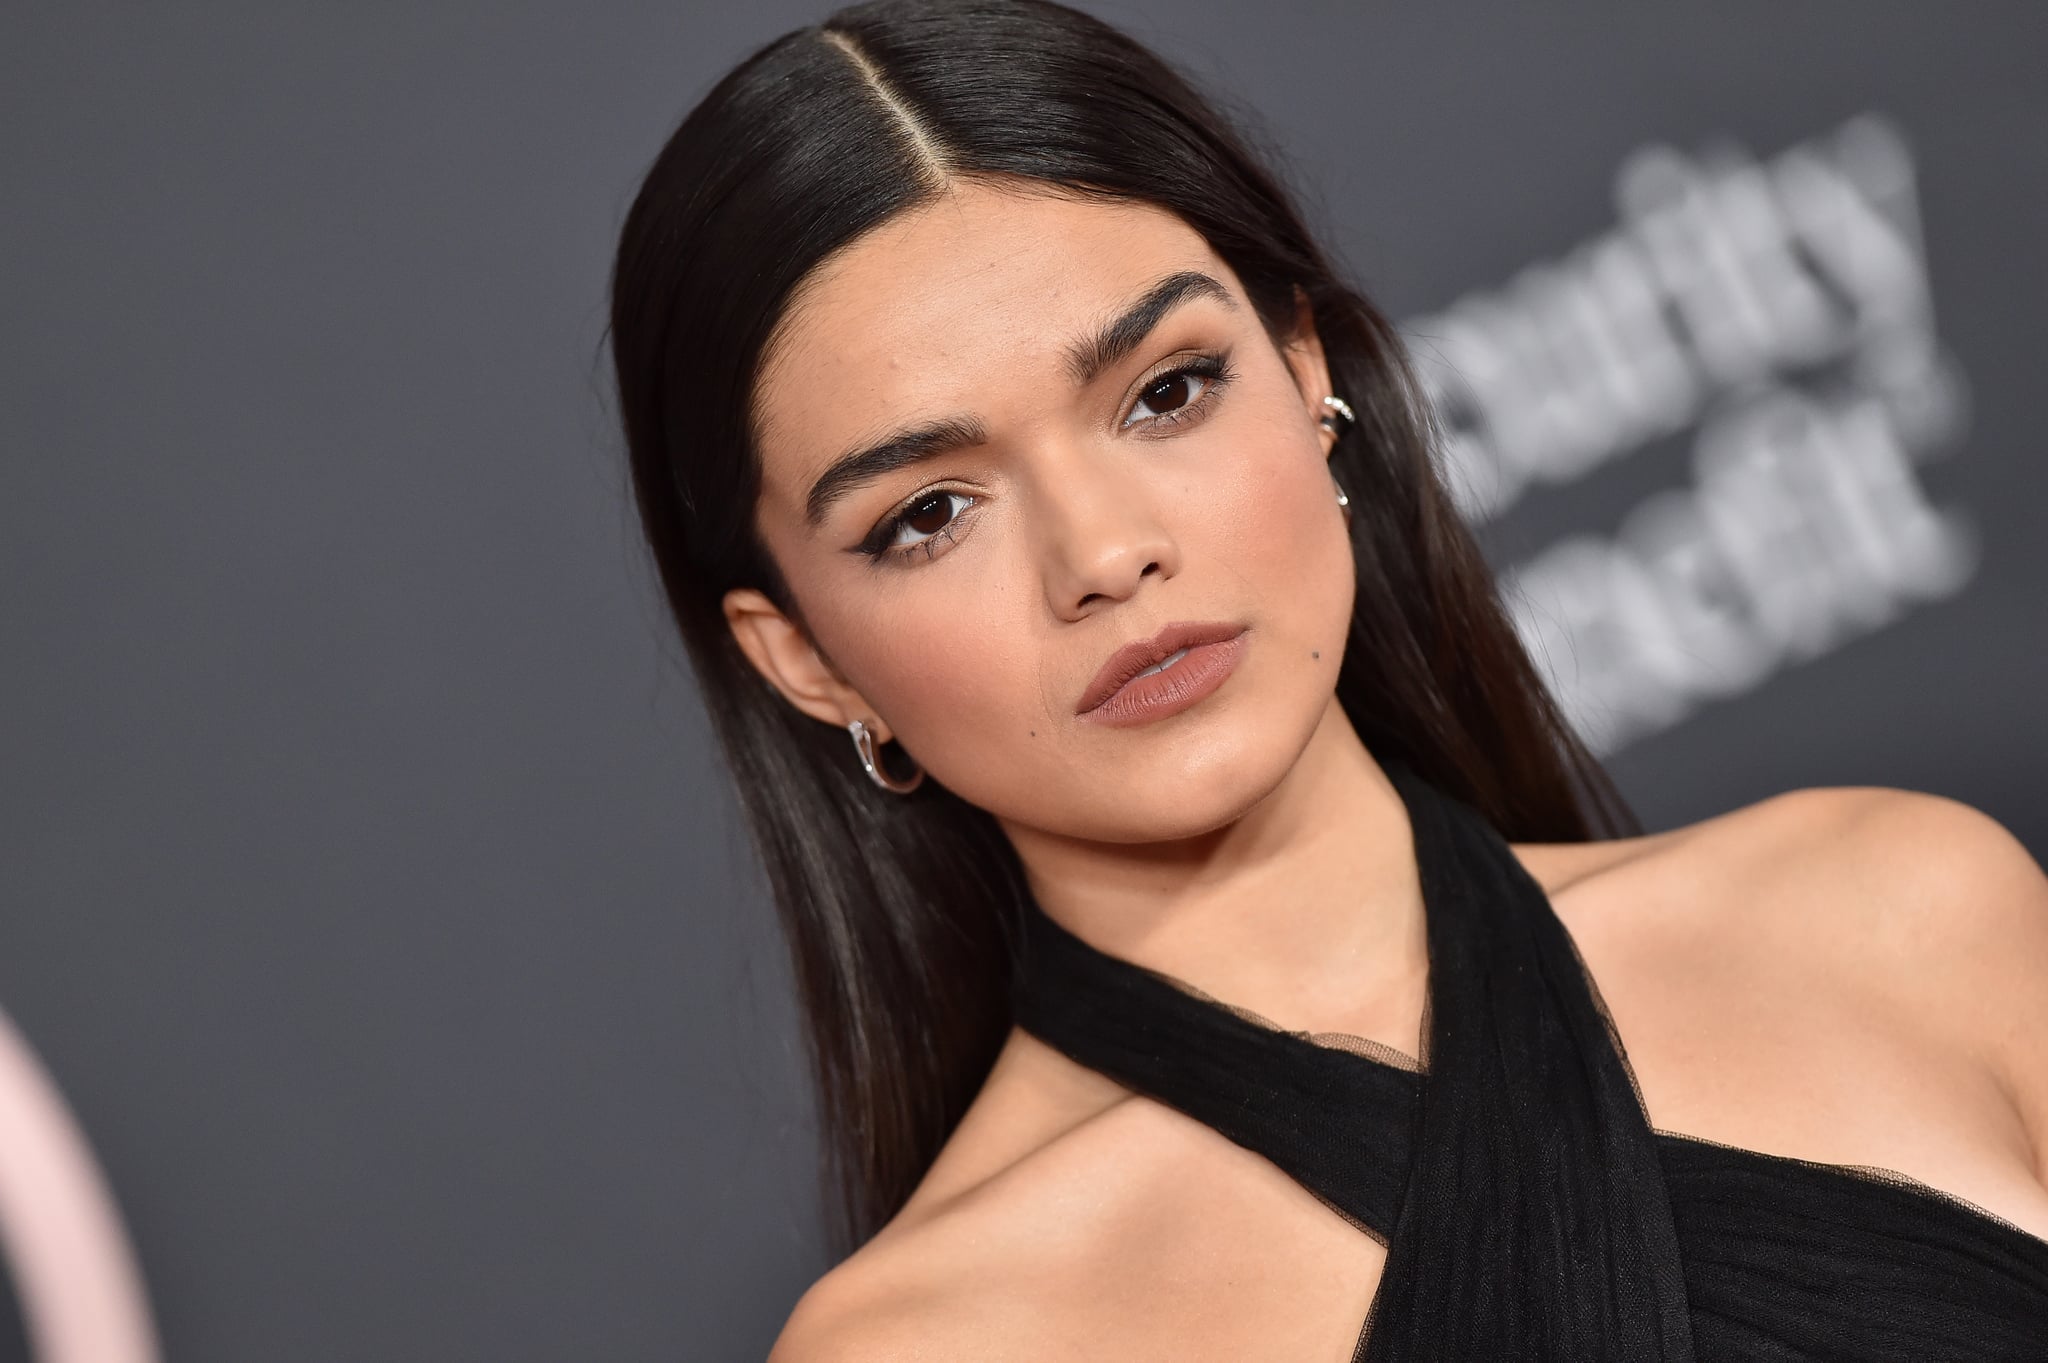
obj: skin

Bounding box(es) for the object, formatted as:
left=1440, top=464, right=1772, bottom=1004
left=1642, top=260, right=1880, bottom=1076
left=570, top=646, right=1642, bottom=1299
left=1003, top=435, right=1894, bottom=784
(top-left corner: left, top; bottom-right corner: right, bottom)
left=721, top=180, right=2048, bottom=1360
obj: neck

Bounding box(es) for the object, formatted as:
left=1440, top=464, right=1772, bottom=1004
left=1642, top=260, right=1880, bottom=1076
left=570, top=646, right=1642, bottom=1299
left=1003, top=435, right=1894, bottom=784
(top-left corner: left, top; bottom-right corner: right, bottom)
left=1002, top=698, right=1427, bottom=1036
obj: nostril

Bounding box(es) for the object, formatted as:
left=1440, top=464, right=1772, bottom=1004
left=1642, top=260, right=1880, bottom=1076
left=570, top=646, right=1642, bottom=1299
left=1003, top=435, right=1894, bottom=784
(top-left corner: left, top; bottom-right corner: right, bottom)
left=1140, top=561, right=1161, bottom=578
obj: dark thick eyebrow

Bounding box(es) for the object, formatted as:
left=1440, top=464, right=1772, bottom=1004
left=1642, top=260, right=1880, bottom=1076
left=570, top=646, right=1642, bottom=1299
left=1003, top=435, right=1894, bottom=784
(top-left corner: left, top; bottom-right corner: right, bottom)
left=805, top=414, right=988, bottom=527
left=1063, top=270, right=1236, bottom=387
left=801, top=270, right=1234, bottom=529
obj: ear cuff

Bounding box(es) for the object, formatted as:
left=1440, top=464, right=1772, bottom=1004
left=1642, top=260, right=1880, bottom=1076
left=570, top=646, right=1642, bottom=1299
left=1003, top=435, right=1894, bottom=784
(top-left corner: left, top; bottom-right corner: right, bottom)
left=1317, top=394, right=1356, bottom=439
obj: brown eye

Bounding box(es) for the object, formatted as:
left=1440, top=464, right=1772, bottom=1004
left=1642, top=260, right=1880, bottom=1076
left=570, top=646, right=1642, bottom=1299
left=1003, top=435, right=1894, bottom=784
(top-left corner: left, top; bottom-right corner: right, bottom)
left=874, top=489, right=976, bottom=558
left=1140, top=372, right=1196, bottom=415
left=1124, top=360, right=1226, bottom=428
left=902, top=491, right=955, bottom=536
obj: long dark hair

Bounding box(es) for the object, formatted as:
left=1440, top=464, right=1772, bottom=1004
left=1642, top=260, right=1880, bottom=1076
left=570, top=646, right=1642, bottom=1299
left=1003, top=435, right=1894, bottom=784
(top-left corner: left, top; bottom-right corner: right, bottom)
left=607, top=0, right=1633, bottom=1253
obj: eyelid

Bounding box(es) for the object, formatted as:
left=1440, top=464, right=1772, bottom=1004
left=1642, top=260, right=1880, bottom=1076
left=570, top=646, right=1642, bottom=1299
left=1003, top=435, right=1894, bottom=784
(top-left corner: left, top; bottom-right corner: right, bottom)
left=1128, top=350, right=1204, bottom=400
left=1119, top=349, right=1234, bottom=430
left=854, top=485, right=979, bottom=561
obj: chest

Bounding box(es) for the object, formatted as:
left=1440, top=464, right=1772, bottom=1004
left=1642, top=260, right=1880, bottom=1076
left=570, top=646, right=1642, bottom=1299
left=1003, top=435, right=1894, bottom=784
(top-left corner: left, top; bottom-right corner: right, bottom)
left=998, top=915, right=2048, bottom=1360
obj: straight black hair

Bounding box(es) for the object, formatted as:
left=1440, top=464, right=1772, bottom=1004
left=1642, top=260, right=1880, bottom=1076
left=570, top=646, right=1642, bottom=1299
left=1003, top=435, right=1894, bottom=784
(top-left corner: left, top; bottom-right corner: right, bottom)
left=607, top=0, right=1634, bottom=1253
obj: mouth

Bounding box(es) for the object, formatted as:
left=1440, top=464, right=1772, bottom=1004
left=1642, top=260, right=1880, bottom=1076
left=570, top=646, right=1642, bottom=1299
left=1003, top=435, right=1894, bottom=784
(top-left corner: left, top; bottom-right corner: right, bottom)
left=1076, top=620, right=1249, bottom=727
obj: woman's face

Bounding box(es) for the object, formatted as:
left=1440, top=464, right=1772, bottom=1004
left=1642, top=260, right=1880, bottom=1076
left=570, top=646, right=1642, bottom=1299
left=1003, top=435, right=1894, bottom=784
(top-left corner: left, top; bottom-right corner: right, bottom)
left=729, top=180, right=1356, bottom=845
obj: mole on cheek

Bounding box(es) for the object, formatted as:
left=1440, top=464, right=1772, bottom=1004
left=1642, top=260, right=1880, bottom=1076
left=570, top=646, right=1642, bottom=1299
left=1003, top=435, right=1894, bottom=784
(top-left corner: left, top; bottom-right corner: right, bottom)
left=1311, top=650, right=1321, bottom=661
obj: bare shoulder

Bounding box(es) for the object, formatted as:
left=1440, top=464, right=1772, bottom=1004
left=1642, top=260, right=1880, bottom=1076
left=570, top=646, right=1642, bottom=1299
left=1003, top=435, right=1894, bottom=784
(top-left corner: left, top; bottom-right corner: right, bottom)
left=1697, top=781, right=2046, bottom=914
left=766, top=1234, right=982, bottom=1363
left=1706, top=785, right=2048, bottom=1161
left=1525, top=781, right=2048, bottom=1197
left=1519, top=780, right=2038, bottom=901
left=768, top=1029, right=1380, bottom=1361
left=1609, top=783, right=2048, bottom=1020
left=1526, top=782, right=2048, bottom=987
left=763, top=1257, right=916, bottom=1363
left=764, top=1128, right=1078, bottom=1360
left=765, top=1051, right=1117, bottom=1361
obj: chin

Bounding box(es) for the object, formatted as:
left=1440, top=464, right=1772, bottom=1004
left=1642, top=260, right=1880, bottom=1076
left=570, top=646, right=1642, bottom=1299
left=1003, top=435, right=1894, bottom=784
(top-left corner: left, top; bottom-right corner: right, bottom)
left=1015, top=725, right=1305, bottom=846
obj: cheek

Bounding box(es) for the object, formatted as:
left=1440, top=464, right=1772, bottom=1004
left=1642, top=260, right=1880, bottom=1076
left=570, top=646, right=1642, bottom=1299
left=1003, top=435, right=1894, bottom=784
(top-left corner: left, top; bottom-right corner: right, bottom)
left=811, top=578, right=1049, bottom=780
left=1205, top=424, right=1356, bottom=619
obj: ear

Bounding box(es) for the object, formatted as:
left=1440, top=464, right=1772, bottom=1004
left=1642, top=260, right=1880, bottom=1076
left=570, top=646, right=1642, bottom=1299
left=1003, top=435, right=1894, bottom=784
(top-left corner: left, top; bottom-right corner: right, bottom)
left=722, top=587, right=893, bottom=739
left=1278, top=287, right=1338, bottom=458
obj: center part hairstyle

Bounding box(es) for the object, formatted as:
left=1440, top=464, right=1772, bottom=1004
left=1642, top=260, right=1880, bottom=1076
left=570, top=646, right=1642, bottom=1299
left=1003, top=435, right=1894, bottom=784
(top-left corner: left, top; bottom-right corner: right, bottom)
left=607, top=0, right=1634, bottom=1252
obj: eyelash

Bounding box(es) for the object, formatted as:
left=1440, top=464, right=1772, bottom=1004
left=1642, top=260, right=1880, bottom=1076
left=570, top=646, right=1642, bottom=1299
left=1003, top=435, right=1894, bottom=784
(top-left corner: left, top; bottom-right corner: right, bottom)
left=855, top=350, right=1237, bottom=568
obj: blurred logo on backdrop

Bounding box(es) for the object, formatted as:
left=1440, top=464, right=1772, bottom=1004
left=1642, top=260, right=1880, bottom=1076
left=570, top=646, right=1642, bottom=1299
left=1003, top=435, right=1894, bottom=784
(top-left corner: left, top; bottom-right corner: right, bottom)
left=1403, top=113, right=1975, bottom=755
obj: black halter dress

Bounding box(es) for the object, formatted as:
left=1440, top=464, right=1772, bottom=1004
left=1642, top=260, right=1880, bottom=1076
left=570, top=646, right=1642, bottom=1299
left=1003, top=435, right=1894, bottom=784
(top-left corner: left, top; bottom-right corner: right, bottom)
left=1012, top=762, right=2048, bottom=1361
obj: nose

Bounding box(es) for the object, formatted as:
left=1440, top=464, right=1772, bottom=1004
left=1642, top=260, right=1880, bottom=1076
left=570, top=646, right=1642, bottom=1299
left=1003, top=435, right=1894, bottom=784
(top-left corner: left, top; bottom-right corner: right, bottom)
left=1036, top=453, right=1182, bottom=621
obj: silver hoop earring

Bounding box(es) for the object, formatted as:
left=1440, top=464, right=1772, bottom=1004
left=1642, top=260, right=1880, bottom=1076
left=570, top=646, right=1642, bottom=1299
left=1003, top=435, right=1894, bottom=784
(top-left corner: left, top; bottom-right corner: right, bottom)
left=847, top=718, right=924, bottom=795
left=1317, top=394, right=1356, bottom=440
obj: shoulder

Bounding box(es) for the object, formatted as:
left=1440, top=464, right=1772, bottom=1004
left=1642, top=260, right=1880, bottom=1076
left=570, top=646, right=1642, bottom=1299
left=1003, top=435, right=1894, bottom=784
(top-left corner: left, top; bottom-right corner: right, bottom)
left=1535, top=782, right=2048, bottom=985
left=761, top=1039, right=1168, bottom=1363
left=1730, top=786, right=2048, bottom=1152
left=767, top=1029, right=1382, bottom=1359
left=1542, top=783, right=2048, bottom=1175
left=765, top=1240, right=964, bottom=1363
left=1662, top=784, right=2048, bottom=1012
left=765, top=1039, right=1132, bottom=1361
left=1527, top=781, right=2041, bottom=911
left=1715, top=782, right=2043, bottom=908
left=761, top=1092, right=1208, bottom=1361
left=762, top=1146, right=1067, bottom=1362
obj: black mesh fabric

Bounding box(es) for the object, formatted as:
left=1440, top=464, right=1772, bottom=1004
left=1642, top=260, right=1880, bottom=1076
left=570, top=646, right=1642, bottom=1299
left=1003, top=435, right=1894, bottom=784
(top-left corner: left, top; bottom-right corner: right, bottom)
left=1012, top=761, right=2048, bottom=1360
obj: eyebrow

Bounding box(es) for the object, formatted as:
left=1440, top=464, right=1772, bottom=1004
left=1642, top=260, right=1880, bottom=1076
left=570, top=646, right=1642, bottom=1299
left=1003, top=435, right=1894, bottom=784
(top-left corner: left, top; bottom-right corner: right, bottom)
left=1062, top=269, right=1236, bottom=387
left=803, top=269, right=1236, bottom=528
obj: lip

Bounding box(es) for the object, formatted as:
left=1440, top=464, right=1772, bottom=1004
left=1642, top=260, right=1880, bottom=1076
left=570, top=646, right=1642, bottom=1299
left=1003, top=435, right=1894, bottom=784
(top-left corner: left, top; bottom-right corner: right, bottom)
left=1076, top=620, right=1249, bottom=727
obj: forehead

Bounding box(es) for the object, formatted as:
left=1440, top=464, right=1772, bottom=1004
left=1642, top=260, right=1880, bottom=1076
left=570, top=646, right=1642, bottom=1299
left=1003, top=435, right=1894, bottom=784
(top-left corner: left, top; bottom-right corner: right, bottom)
left=752, top=183, right=1231, bottom=487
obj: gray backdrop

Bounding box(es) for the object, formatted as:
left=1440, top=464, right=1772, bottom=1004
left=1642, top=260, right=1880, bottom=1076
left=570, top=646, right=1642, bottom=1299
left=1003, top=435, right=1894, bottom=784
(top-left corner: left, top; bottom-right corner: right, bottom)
left=4, top=3, right=2042, bottom=1359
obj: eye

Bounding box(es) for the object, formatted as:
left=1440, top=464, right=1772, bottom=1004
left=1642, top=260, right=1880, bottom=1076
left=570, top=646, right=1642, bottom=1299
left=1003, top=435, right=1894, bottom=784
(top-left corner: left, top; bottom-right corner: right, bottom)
left=860, top=488, right=978, bottom=564
left=1123, top=353, right=1234, bottom=430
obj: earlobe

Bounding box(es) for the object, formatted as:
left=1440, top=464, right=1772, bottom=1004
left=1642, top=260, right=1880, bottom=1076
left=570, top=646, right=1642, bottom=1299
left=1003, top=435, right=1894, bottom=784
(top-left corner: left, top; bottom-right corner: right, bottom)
left=722, top=586, right=880, bottom=733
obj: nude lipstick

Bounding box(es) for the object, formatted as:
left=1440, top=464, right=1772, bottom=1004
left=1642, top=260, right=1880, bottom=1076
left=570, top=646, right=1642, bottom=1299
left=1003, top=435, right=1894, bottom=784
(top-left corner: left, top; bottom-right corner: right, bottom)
left=1075, top=621, right=1248, bottom=728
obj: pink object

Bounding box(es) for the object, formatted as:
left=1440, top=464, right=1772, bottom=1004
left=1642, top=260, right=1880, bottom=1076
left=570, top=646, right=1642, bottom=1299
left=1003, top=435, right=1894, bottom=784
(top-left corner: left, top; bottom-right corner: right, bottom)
left=0, top=1007, right=160, bottom=1363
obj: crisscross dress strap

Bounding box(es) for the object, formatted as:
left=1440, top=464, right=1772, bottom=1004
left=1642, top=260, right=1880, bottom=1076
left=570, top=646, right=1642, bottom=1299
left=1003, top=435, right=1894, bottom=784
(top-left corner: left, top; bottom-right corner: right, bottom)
left=1012, top=762, right=1698, bottom=1361
left=1014, top=892, right=1420, bottom=1240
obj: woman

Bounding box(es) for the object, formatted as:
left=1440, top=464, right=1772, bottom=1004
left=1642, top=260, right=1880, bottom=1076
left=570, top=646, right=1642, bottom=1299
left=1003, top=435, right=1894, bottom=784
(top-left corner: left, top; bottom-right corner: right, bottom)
left=608, top=1, right=2048, bottom=1356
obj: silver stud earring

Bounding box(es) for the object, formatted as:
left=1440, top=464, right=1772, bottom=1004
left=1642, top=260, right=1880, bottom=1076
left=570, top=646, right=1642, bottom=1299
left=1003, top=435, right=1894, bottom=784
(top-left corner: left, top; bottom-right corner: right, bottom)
left=847, top=717, right=924, bottom=795
left=1317, top=394, right=1356, bottom=440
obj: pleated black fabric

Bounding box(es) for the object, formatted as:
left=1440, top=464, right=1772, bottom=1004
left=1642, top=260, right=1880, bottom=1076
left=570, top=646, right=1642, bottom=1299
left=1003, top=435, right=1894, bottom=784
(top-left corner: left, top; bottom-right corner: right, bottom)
left=1012, top=762, right=2048, bottom=1360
